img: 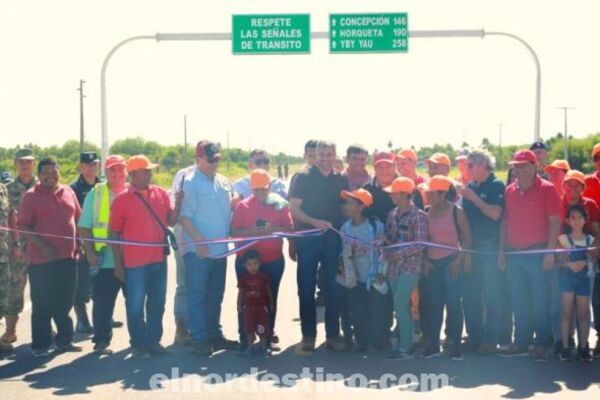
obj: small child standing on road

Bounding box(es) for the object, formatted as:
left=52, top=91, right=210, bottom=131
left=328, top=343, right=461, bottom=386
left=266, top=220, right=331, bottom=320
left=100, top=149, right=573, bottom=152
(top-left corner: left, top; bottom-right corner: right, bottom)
left=558, top=204, right=594, bottom=362
left=237, top=250, right=274, bottom=356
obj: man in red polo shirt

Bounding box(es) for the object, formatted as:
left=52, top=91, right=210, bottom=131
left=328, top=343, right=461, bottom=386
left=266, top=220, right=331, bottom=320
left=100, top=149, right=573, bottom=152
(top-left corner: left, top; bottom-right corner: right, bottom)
left=582, top=143, right=600, bottom=357
left=499, top=149, right=561, bottom=361
left=231, top=169, right=293, bottom=352
left=110, top=155, right=183, bottom=358
left=18, top=157, right=82, bottom=357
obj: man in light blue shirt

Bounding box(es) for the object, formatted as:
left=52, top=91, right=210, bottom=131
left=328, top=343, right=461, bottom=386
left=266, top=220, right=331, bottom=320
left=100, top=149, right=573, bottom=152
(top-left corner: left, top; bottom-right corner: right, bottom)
left=233, top=149, right=288, bottom=199
left=180, top=140, right=239, bottom=355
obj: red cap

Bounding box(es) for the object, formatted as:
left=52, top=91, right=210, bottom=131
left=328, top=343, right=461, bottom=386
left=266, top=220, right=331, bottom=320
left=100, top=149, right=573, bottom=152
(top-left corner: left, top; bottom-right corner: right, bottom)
left=374, top=151, right=396, bottom=165
left=104, top=155, right=126, bottom=170
left=508, top=150, right=537, bottom=165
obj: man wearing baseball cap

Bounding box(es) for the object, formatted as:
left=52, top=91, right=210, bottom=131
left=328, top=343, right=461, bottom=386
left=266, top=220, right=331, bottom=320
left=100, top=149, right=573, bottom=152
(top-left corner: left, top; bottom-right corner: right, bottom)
left=583, top=143, right=600, bottom=357
left=530, top=141, right=549, bottom=179
left=78, top=155, right=128, bottom=354
left=2, top=148, right=37, bottom=347
left=545, top=160, right=570, bottom=197
left=70, top=151, right=101, bottom=334
left=499, top=149, right=561, bottom=361
left=233, top=149, right=287, bottom=200
left=383, top=177, right=428, bottom=360
left=109, top=155, right=183, bottom=358
left=424, top=153, right=452, bottom=178
left=231, top=169, right=293, bottom=352
left=396, top=148, right=427, bottom=186
left=180, top=141, right=239, bottom=356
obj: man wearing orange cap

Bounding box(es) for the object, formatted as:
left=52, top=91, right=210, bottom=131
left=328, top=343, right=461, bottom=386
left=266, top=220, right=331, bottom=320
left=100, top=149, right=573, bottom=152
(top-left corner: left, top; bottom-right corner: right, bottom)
left=499, top=149, right=561, bottom=361
left=396, top=149, right=426, bottom=186
left=425, top=153, right=452, bottom=178
left=545, top=160, right=570, bottom=197
left=583, top=143, right=600, bottom=357
left=383, top=177, right=428, bottom=360
left=109, top=155, right=183, bottom=358
left=231, top=169, right=293, bottom=353
left=78, top=155, right=128, bottom=354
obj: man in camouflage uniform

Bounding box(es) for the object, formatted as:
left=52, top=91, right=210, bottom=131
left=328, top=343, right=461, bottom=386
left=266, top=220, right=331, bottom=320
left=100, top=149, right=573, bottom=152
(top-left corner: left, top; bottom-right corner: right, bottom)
left=0, top=183, right=13, bottom=353
left=1, top=148, right=38, bottom=346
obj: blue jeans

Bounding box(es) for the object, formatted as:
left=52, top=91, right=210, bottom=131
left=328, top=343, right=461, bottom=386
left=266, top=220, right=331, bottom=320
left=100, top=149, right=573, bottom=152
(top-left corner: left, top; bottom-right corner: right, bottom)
left=124, top=262, right=167, bottom=348
left=183, top=254, right=226, bottom=342
left=506, top=250, right=552, bottom=349
left=427, top=254, right=464, bottom=349
left=548, top=266, right=562, bottom=343
left=463, top=240, right=505, bottom=346
left=296, top=232, right=341, bottom=339
left=173, top=225, right=187, bottom=323
left=235, top=256, right=284, bottom=347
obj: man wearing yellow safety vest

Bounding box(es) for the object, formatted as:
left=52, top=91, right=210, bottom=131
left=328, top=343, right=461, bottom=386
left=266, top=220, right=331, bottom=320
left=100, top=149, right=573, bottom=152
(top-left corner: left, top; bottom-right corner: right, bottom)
left=78, top=155, right=128, bottom=354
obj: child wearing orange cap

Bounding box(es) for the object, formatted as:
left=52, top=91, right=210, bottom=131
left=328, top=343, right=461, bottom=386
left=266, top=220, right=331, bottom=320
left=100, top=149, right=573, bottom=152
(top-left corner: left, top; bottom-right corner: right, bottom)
left=338, top=189, right=385, bottom=352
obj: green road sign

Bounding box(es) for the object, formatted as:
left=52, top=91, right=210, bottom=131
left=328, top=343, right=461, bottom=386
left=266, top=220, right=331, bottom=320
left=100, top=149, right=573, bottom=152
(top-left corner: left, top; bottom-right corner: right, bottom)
left=329, top=13, right=408, bottom=53
left=232, top=14, right=311, bottom=55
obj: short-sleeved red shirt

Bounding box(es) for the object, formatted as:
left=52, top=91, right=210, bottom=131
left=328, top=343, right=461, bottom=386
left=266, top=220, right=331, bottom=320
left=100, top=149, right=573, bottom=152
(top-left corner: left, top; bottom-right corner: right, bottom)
left=231, top=196, right=293, bottom=264
left=109, top=185, right=172, bottom=268
left=238, top=272, right=270, bottom=307
left=19, top=184, right=81, bottom=266
left=583, top=172, right=600, bottom=206
left=505, top=177, right=561, bottom=249
left=561, top=196, right=600, bottom=233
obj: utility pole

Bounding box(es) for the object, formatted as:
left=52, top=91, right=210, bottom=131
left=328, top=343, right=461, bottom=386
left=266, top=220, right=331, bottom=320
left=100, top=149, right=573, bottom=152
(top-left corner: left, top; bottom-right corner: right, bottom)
left=557, top=107, right=575, bottom=160
left=183, top=115, right=188, bottom=167
left=77, top=79, right=86, bottom=152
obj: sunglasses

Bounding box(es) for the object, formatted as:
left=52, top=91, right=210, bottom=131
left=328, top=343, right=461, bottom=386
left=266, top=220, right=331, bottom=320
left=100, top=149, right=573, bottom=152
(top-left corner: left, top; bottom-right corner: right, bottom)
left=253, top=158, right=270, bottom=166
left=207, top=157, right=220, bottom=164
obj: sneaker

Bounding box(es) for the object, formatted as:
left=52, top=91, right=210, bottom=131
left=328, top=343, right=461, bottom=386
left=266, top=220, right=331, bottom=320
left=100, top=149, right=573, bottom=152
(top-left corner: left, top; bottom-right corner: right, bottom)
left=93, top=343, right=113, bottom=355
left=386, top=349, right=414, bottom=360
left=450, top=346, right=463, bottom=361
left=209, top=336, right=239, bottom=350
left=532, top=346, right=549, bottom=362
left=559, top=348, right=572, bottom=362
left=421, top=346, right=442, bottom=359
left=269, top=343, right=281, bottom=352
left=32, top=348, right=51, bottom=358
left=271, top=335, right=279, bottom=344
left=55, top=343, right=83, bottom=353
left=326, top=337, right=347, bottom=351
left=190, top=341, right=213, bottom=356
left=498, top=344, right=529, bottom=358
left=131, top=347, right=151, bottom=359
left=301, top=337, right=315, bottom=352
left=477, top=344, right=498, bottom=356
left=148, top=343, right=170, bottom=356
left=75, top=321, right=94, bottom=334
left=578, top=344, right=592, bottom=363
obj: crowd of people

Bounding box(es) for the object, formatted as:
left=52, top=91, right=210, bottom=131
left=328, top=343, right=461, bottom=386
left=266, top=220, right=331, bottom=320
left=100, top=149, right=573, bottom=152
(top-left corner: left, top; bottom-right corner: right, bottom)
left=0, top=138, right=599, bottom=365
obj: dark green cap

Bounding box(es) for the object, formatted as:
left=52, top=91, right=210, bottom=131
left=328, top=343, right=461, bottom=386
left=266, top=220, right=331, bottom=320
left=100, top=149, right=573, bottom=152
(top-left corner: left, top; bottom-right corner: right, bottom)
left=14, top=148, right=35, bottom=160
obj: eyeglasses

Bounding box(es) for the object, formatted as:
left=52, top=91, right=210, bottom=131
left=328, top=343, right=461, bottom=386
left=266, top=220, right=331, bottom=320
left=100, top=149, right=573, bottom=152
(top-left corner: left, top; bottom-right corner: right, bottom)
left=253, top=158, right=270, bottom=166
left=206, top=157, right=220, bottom=164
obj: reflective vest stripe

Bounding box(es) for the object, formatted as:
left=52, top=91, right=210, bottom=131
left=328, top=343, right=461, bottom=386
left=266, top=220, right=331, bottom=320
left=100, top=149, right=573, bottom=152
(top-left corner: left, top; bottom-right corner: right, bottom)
left=92, top=183, right=110, bottom=251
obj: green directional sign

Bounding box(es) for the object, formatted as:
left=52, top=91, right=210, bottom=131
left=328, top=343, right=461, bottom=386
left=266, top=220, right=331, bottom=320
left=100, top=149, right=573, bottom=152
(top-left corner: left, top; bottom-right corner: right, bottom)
left=329, top=13, right=408, bottom=53
left=232, top=14, right=311, bottom=55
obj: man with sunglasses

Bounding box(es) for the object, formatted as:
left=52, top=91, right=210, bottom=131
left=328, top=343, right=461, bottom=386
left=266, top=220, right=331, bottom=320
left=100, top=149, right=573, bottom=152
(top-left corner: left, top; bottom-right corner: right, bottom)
left=233, top=149, right=287, bottom=200
left=180, top=140, right=239, bottom=356
left=583, top=143, right=600, bottom=357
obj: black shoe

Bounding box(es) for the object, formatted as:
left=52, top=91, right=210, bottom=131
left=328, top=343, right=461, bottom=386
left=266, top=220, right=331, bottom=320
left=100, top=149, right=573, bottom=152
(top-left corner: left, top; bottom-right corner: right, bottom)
left=75, top=321, right=94, bottom=334
left=579, top=344, right=592, bottom=362
left=450, top=346, right=464, bottom=361
left=553, top=341, right=562, bottom=356
left=55, top=343, right=83, bottom=353
left=149, top=343, right=170, bottom=356
left=209, top=336, right=239, bottom=350
left=421, top=347, right=442, bottom=359
left=559, top=348, right=572, bottom=362
left=191, top=341, right=213, bottom=356
left=386, top=349, right=414, bottom=360
left=131, top=347, right=150, bottom=359
left=93, top=343, right=113, bottom=355
left=111, top=319, right=124, bottom=328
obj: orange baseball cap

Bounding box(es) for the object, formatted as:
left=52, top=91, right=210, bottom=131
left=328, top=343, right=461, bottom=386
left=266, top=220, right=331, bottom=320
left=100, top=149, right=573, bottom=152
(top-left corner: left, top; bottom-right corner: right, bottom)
left=420, top=175, right=454, bottom=192
left=127, top=155, right=159, bottom=173
left=424, top=152, right=451, bottom=167
left=250, top=169, right=271, bottom=190
left=592, top=143, right=600, bottom=158
left=564, top=170, right=586, bottom=185
left=341, top=188, right=373, bottom=207
left=396, top=149, right=418, bottom=162
left=383, top=177, right=416, bottom=194
left=105, top=155, right=126, bottom=170
left=544, top=159, right=570, bottom=174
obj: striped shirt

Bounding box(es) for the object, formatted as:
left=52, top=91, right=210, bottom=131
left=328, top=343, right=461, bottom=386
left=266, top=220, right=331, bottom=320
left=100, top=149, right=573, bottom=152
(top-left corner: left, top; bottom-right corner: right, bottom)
left=19, top=184, right=81, bottom=266
left=385, top=204, right=428, bottom=277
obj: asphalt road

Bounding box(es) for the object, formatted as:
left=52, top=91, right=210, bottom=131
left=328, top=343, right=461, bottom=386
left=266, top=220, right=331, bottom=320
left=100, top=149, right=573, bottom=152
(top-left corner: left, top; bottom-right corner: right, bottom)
left=1, top=249, right=599, bottom=399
